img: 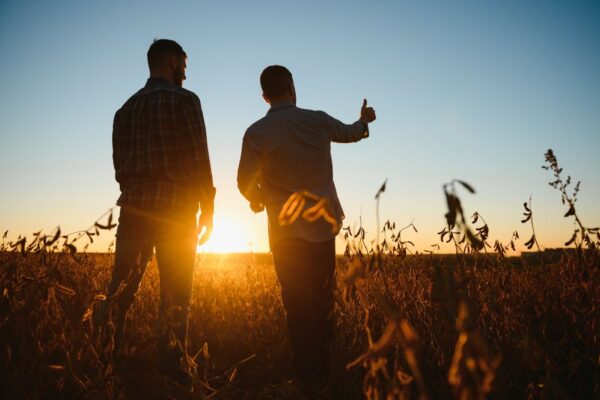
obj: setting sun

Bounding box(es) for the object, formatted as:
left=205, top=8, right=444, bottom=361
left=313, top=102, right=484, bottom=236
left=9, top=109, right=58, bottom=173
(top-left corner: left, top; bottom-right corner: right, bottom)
left=197, top=215, right=251, bottom=253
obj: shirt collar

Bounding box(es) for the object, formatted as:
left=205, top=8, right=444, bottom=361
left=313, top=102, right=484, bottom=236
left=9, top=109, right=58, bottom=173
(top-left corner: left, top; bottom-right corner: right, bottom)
left=145, top=77, right=172, bottom=87
left=267, top=100, right=295, bottom=114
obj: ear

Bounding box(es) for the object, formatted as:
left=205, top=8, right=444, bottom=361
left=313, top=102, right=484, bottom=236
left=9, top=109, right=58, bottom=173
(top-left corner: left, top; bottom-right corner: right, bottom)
left=262, top=93, right=270, bottom=104
left=169, top=55, right=178, bottom=70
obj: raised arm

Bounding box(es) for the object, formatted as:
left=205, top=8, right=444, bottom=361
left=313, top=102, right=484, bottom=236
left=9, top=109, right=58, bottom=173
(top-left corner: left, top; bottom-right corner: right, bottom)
left=237, top=132, right=264, bottom=212
left=323, top=98, right=376, bottom=143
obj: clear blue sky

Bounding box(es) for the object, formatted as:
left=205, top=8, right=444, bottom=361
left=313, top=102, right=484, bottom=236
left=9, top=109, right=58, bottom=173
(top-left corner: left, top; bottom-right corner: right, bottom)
left=1, top=0, right=599, bottom=253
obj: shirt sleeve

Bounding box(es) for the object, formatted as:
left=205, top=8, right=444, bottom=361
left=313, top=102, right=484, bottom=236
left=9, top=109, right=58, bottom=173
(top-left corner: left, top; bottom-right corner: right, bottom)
left=237, top=131, right=263, bottom=205
left=179, top=93, right=215, bottom=215
left=112, top=108, right=128, bottom=190
left=317, top=111, right=369, bottom=143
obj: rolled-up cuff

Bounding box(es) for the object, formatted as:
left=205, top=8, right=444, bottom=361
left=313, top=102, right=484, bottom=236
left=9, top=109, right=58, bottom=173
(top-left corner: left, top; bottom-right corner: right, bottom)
left=358, top=120, right=370, bottom=137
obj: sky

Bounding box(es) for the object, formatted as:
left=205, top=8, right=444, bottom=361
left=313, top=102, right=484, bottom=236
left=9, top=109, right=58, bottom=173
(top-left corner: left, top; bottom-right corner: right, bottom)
left=1, top=0, right=599, bottom=254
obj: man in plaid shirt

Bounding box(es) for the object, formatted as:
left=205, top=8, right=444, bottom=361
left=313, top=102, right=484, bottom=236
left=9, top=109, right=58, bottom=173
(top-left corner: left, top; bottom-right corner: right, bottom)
left=106, top=39, right=214, bottom=389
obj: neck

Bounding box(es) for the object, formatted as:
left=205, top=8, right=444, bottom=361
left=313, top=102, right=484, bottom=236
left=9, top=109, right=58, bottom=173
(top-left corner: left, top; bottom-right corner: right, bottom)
left=149, top=71, right=174, bottom=85
left=268, top=95, right=295, bottom=106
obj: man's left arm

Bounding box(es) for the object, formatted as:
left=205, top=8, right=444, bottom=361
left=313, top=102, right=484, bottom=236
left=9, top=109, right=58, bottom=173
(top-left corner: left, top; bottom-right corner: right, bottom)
left=322, top=98, right=376, bottom=143
left=180, top=93, right=216, bottom=209
left=180, top=93, right=216, bottom=242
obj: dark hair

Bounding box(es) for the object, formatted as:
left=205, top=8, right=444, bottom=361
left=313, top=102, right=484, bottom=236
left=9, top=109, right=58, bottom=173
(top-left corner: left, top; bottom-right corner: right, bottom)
left=147, top=39, right=186, bottom=69
left=260, top=65, right=293, bottom=99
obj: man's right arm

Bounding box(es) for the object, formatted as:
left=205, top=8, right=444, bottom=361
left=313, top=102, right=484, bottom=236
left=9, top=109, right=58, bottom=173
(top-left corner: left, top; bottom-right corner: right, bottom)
left=112, top=108, right=128, bottom=189
left=237, top=131, right=264, bottom=212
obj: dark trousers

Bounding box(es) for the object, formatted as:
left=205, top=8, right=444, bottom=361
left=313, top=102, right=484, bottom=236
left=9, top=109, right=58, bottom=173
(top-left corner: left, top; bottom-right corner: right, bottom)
left=271, top=237, right=336, bottom=382
left=105, top=207, right=196, bottom=369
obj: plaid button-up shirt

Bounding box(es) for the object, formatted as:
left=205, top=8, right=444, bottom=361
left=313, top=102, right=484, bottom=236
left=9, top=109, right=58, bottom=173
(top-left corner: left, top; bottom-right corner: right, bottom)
left=113, top=77, right=215, bottom=214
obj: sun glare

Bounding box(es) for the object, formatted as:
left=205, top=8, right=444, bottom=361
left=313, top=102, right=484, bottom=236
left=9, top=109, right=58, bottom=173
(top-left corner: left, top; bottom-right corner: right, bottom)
left=197, top=215, right=251, bottom=254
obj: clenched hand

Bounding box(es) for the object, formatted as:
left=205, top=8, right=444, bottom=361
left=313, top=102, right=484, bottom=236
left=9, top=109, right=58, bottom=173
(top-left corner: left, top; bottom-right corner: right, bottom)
left=360, top=98, right=376, bottom=124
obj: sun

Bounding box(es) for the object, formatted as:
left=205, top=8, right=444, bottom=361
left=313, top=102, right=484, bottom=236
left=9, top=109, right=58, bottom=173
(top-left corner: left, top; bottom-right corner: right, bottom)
left=197, top=215, right=251, bottom=254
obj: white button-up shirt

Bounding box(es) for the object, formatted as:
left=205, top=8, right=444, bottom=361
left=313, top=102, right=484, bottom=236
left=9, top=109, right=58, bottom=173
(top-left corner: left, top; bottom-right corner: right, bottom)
left=238, top=100, right=369, bottom=248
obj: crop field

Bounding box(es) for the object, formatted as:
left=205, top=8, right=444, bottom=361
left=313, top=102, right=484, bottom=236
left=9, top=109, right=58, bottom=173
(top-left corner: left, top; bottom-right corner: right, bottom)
left=1, top=150, right=598, bottom=399
left=1, top=248, right=598, bottom=400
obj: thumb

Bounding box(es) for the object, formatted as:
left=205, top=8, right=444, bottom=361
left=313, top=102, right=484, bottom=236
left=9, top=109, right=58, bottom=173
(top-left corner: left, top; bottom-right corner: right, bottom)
left=362, top=98, right=367, bottom=108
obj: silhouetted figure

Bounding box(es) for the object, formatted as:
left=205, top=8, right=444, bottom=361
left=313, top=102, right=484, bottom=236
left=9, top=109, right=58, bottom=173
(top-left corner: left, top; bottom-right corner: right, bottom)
left=238, top=65, right=376, bottom=388
left=105, top=39, right=215, bottom=389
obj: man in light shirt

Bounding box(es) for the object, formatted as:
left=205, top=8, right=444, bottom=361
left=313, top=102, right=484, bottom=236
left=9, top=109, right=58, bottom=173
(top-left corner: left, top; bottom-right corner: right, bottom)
left=237, top=65, right=376, bottom=386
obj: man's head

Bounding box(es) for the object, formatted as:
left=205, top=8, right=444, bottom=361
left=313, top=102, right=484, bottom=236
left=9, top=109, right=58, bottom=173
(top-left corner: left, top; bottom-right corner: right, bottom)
left=147, top=39, right=187, bottom=86
left=260, top=65, right=296, bottom=105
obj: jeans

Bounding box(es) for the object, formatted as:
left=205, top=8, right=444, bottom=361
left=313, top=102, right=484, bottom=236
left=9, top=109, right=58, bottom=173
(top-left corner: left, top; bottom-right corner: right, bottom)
left=271, top=237, right=336, bottom=382
left=105, top=206, right=197, bottom=369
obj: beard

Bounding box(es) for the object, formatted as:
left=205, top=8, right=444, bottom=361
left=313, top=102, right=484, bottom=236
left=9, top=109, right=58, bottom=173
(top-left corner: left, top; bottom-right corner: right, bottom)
left=173, top=69, right=185, bottom=87
left=173, top=72, right=185, bottom=87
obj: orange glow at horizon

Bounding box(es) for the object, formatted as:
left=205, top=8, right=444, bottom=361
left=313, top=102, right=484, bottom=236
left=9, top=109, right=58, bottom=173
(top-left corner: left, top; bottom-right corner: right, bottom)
left=197, top=215, right=252, bottom=254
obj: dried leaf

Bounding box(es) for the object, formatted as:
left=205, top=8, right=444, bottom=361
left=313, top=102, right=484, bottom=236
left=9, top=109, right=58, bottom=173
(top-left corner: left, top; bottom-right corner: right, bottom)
left=278, top=192, right=306, bottom=226
left=456, top=180, right=476, bottom=194
left=524, top=235, right=535, bottom=249
left=374, top=179, right=388, bottom=199
left=564, top=232, right=577, bottom=246
left=81, top=306, right=93, bottom=322
left=229, top=367, right=238, bottom=382
left=55, top=284, right=76, bottom=296
left=466, top=230, right=483, bottom=250
left=444, top=192, right=458, bottom=227
left=564, top=205, right=575, bottom=217
left=65, top=243, right=77, bottom=255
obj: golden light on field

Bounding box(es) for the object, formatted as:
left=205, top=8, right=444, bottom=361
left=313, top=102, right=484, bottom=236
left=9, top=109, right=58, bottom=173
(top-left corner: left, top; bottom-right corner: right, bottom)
left=197, top=214, right=250, bottom=253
